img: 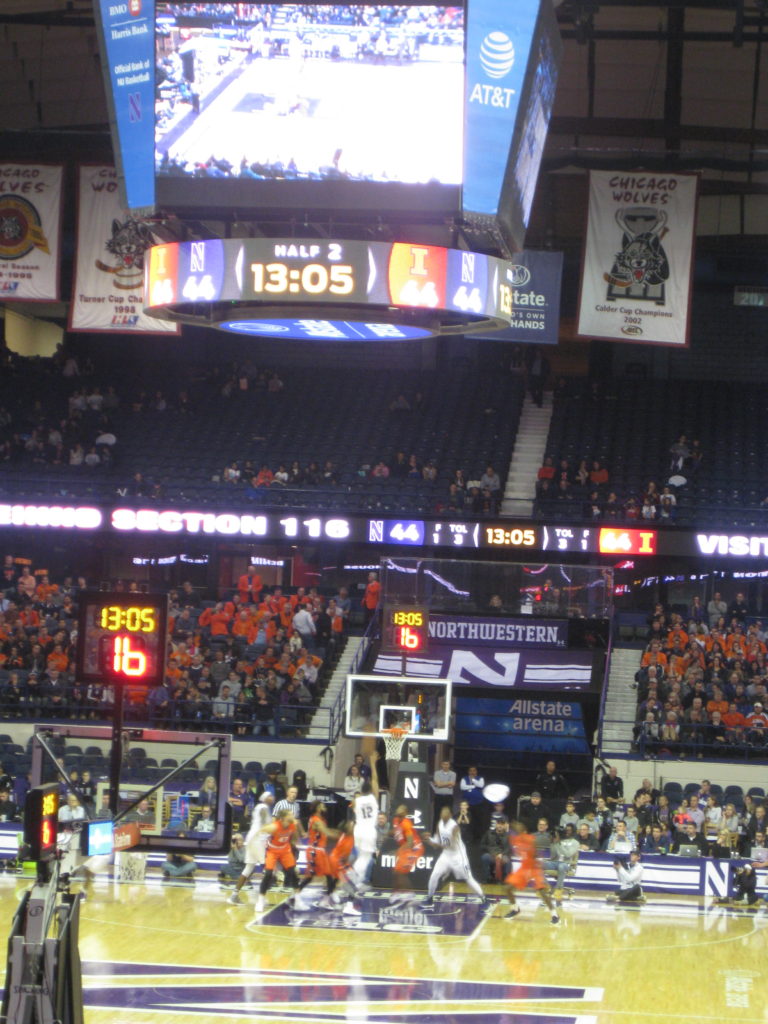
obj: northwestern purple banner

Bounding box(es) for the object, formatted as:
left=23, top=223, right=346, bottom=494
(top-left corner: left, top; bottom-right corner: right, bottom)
left=374, top=648, right=595, bottom=691
left=427, top=614, right=567, bottom=648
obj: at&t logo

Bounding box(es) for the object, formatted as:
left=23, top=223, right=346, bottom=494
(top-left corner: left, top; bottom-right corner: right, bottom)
left=479, top=31, right=515, bottom=78
left=470, top=31, right=516, bottom=108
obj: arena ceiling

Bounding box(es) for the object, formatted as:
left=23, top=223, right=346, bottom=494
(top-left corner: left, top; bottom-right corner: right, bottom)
left=0, top=0, right=765, bottom=243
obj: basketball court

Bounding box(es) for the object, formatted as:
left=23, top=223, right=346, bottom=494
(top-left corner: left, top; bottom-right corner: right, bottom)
left=1, top=873, right=765, bottom=1023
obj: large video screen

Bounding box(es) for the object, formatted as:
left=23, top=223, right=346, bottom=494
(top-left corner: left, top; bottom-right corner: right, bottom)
left=155, top=2, right=464, bottom=213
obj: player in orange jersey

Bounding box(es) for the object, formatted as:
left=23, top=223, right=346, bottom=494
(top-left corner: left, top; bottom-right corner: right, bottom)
left=255, top=808, right=299, bottom=913
left=389, top=805, right=424, bottom=904
left=326, top=821, right=362, bottom=916
left=504, top=820, right=559, bottom=924
left=295, top=802, right=338, bottom=902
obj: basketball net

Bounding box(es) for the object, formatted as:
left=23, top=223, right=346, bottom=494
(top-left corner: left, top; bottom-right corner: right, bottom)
left=382, top=726, right=409, bottom=796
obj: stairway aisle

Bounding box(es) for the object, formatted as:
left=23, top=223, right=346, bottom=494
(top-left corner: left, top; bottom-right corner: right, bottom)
left=501, top=393, right=553, bottom=517
left=307, top=635, right=356, bottom=741
left=600, top=647, right=641, bottom=756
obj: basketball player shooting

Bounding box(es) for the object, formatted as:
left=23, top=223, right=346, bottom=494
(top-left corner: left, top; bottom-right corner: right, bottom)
left=351, top=751, right=380, bottom=885
left=504, top=819, right=559, bottom=925
left=228, top=792, right=274, bottom=906
left=423, top=805, right=487, bottom=908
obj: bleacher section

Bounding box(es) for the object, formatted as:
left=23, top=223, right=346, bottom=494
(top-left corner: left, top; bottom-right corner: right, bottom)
left=537, top=378, right=768, bottom=526
left=0, top=361, right=523, bottom=516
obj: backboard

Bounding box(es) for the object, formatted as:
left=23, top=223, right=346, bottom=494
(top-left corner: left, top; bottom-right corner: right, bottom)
left=345, top=675, right=452, bottom=741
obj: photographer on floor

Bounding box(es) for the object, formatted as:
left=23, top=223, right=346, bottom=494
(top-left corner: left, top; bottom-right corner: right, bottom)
left=607, top=851, right=645, bottom=903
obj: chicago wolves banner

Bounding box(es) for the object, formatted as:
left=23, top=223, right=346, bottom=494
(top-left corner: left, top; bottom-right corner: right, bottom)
left=69, top=166, right=178, bottom=333
left=0, top=164, right=63, bottom=301
left=577, top=171, right=698, bottom=346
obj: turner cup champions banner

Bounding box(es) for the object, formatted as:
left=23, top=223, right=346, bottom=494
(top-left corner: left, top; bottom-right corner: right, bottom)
left=577, top=171, right=698, bottom=347
left=0, top=164, right=63, bottom=301
left=69, top=166, right=178, bottom=333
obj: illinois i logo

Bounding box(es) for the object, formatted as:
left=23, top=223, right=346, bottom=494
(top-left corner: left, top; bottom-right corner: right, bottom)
left=95, top=216, right=154, bottom=291
left=0, top=196, right=50, bottom=261
left=604, top=206, right=670, bottom=307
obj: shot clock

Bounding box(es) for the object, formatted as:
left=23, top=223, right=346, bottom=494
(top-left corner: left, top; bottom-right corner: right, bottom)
left=76, top=592, right=169, bottom=688
left=24, top=783, right=59, bottom=863
left=382, top=606, right=430, bottom=654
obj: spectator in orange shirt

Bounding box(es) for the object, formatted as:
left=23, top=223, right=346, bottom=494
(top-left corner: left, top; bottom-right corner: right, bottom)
left=589, top=460, right=609, bottom=486
left=362, top=572, right=380, bottom=626
left=199, top=602, right=232, bottom=638
left=537, top=456, right=555, bottom=481
left=253, top=465, right=273, bottom=487
left=237, top=566, right=262, bottom=604
left=46, top=644, right=69, bottom=674
left=641, top=643, right=668, bottom=669
left=706, top=686, right=729, bottom=718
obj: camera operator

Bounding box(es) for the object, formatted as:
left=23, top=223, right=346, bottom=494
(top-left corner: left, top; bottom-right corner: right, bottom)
left=607, top=850, right=644, bottom=903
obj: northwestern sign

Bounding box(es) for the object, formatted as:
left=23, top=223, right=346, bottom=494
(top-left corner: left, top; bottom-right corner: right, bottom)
left=428, top=614, right=567, bottom=648
left=467, top=250, right=563, bottom=344
left=374, top=648, right=596, bottom=691
left=94, top=0, right=156, bottom=213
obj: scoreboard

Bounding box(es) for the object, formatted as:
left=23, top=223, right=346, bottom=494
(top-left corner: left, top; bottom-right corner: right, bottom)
left=76, top=592, right=169, bottom=689
left=144, top=238, right=521, bottom=337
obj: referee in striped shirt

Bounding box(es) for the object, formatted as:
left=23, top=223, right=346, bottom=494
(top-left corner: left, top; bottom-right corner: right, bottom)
left=272, top=786, right=303, bottom=831
left=271, top=785, right=304, bottom=887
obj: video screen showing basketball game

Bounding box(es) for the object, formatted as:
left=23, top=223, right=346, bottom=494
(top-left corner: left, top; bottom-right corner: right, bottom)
left=155, top=3, right=464, bottom=190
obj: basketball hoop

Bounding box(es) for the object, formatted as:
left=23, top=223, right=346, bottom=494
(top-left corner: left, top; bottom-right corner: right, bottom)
left=382, top=726, right=410, bottom=762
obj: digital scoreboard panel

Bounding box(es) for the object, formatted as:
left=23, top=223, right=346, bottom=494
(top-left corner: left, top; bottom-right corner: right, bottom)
left=382, top=605, right=430, bottom=653
left=24, top=783, right=59, bottom=863
left=144, top=238, right=519, bottom=335
left=76, top=592, right=169, bottom=688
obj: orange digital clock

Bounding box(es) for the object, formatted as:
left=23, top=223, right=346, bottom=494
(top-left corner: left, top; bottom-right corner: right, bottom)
left=383, top=606, right=429, bottom=654
left=76, top=592, right=169, bottom=688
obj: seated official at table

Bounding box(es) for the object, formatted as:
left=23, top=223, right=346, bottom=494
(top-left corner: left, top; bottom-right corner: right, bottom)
left=672, top=822, right=708, bottom=856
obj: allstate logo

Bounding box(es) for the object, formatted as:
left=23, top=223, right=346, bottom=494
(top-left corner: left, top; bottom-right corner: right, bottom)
left=507, top=265, right=531, bottom=287
left=479, top=32, right=515, bottom=79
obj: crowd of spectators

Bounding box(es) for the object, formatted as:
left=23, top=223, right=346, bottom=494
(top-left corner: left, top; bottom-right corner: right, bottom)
left=535, top=430, right=704, bottom=524
left=0, top=556, right=359, bottom=736
left=632, top=595, right=768, bottom=760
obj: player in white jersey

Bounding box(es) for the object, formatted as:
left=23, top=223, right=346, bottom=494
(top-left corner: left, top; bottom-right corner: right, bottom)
left=351, top=751, right=379, bottom=884
left=423, top=804, right=486, bottom=907
left=227, top=793, right=274, bottom=905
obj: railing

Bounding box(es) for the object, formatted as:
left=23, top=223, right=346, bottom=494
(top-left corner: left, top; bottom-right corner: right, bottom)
left=0, top=698, right=333, bottom=744
left=595, top=618, right=614, bottom=759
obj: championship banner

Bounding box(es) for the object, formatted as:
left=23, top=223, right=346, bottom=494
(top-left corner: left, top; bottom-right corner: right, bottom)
left=467, top=250, right=563, bottom=345
left=0, top=164, right=63, bottom=301
left=577, top=171, right=698, bottom=346
left=69, top=165, right=179, bottom=334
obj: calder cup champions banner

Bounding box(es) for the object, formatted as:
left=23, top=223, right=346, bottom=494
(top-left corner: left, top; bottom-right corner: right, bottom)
left=69, top=166, right=178, bottom=334
left=0, top=164, right=63, bottom=301
left=577, top=170, right=698, bottom=346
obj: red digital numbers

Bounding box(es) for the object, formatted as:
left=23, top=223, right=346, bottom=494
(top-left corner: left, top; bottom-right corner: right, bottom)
left=110, top=635, right=148, bottom=678
left=41, top=818, right=54, bottom=849
left=396, top=625, right=424, bottom=651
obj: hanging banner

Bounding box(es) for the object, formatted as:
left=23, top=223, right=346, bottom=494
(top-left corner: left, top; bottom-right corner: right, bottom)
left=69, top=166, right=178, bottom=334
left=467, top=249, right=563, bottom=344
left=93, top=0, right=156, bottom=215
left=0, top=164, right=63, bottom=302
left=577, top=171, right=698, bottom=346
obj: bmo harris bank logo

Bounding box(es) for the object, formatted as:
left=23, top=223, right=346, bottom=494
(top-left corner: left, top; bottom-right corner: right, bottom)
left=470, top=31, right=517, bottom=108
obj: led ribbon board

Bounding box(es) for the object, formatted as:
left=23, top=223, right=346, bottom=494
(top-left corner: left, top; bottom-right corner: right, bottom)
left=76, top=591, right=169, bottom=688
left=144, top=238, right=520, bottom=335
